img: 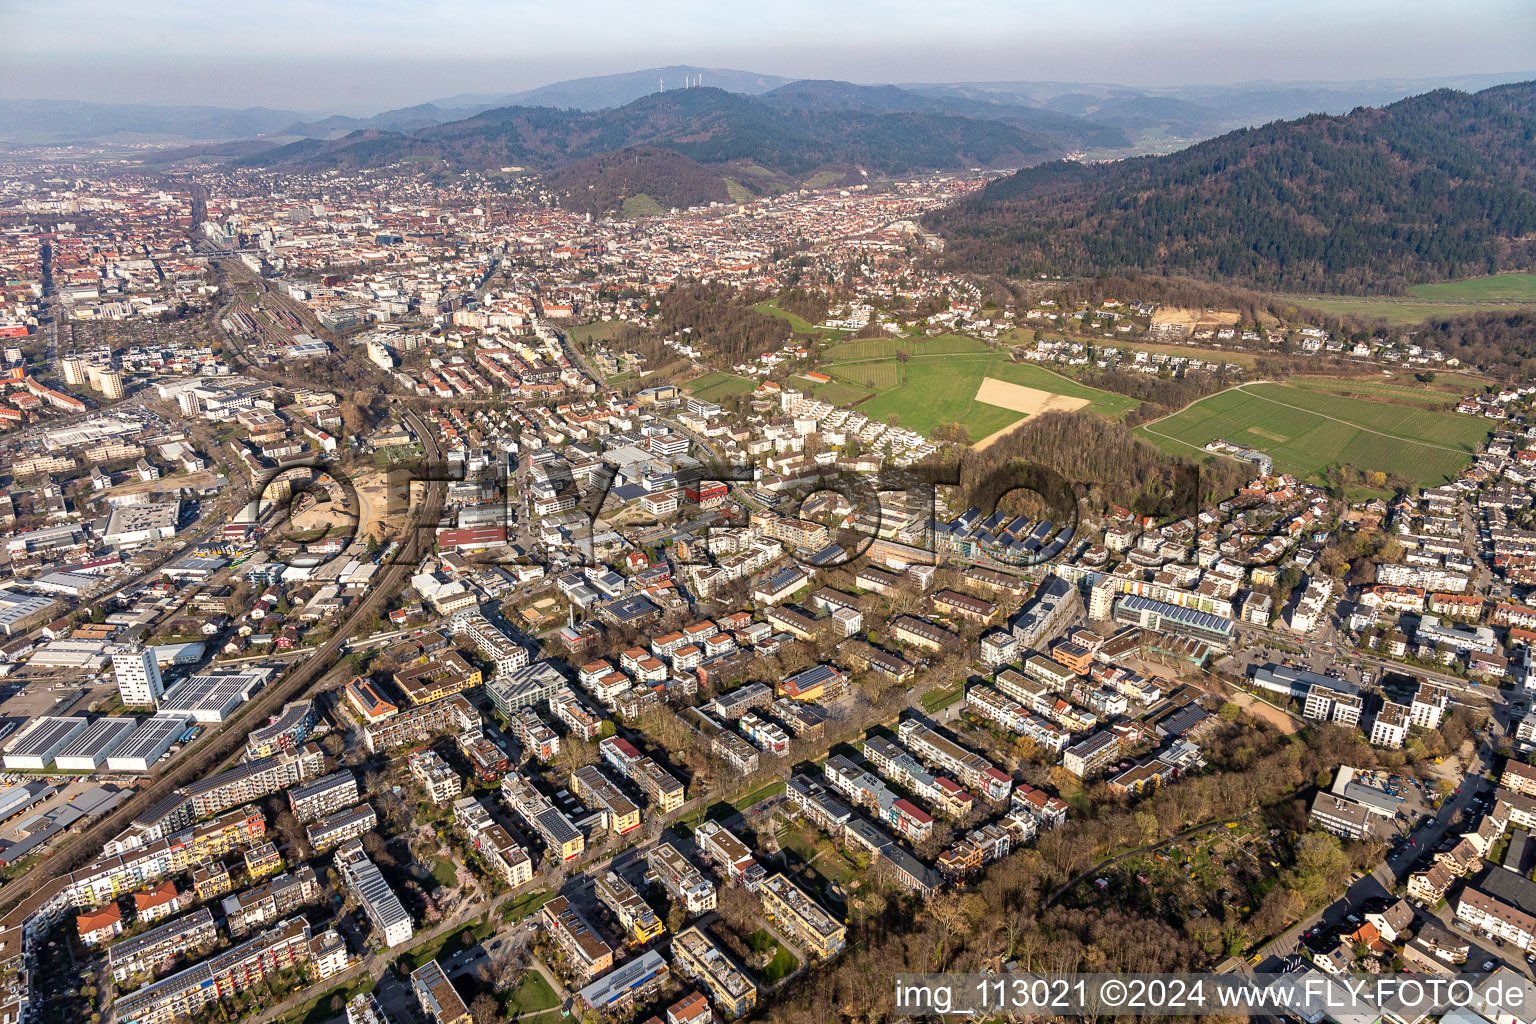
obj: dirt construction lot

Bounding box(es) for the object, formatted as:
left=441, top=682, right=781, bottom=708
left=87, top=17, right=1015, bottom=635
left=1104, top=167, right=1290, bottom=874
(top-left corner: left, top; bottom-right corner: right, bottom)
left=972, top=377, right=1089, bottom=449
left=1150, top=307, right=1241, bottom=332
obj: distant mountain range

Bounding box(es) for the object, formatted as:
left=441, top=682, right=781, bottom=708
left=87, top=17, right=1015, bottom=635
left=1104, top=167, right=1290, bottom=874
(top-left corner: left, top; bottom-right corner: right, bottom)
left=223, top=85, right=1109, bottom=213
left=3, top=67, right=1531, bottom=150
left=926, top=81, right=1536, bottom=293
left=426, top=66, right=796, bottom=112
left=4, top=68, right=1535, bottom=229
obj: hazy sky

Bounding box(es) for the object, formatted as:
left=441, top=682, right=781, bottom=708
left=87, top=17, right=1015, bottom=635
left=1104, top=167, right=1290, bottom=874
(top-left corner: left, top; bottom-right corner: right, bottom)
left=1, top=0, right=1532, bottom=111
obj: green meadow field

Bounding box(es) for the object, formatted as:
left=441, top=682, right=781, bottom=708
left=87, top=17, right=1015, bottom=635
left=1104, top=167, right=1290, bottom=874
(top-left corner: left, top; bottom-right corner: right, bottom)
left=1286, top=272, right=1536, bottom=325
left=686, top=371, right=758, bottom=402
left=820, top=348, right=1139, bottom=439
left=1139, top=382, right=1492, bottom=487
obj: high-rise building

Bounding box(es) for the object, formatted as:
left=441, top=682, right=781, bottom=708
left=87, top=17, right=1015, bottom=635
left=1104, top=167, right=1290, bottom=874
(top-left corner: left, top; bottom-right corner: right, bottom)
left=60, top=355, right=88, bottom=387
left=112, top=644, right=164, bottom=707
left=98, top=368, right=124, bottom=400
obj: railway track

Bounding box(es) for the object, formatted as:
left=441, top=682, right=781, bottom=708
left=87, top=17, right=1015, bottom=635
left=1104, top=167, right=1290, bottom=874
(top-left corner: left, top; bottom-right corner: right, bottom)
left=0, top=409, right=444, bottom=915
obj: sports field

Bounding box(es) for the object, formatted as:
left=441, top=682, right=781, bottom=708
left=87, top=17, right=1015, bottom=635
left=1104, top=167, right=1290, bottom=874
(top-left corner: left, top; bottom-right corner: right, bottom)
left=686, top=372, right=757, bottom=402
left=1140, top=382, right=1492, bottom=487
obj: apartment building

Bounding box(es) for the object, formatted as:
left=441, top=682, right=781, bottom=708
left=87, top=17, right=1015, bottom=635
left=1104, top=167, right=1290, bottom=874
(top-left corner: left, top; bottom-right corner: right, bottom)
left=1370, top=701, right=1410, bottom=749
left=646, top=843, right=717, bottom=914
left=937, top=822, right=1013, bottom=880
left=287, top=770, right=359, bottom=823
left=65, top=806, right=267, bottom=907
left=394, top=651, right=482, bottom=706
left=450, top=610, right=528, bottom=678
left=1308, top=794, right=1378, bottom=841
left=1456, top=871, right=1536, bottom=951
left=336, top=840, right=413, bottom=948
left=306, top=804, right=378, bottom=852
left=863, top=735, right=974, bottom=819
left=672, top=926, right=756, bottom=1018
left=222, top=866, right=322, bottom=937
left=487, top=660, right=568, bottom=717
left=932, top=589, right=998, bottom=624
left=965, top=683, right=1028, bottom=733
left=823, top=754, right=934, bottom=842
left=407, top=749, right=463, bottom=804
left=411, top=960, right=470, bottom=1024
left=549, top=687, right=603, bottom=741
left=758, top=873, right=845, bottom=959
left=694, top=820, right=766, bottom=891
left=185, top=743, right=325, bottom=818
left=569, top=765, right=641, bottom=835
left=1302, top=688, right=1364, bottom=727
left=112, top=644, right=165, bottom=708
left=599, top=736, right=685, bottom=812
left=107, top=906, right=218, bottom=984
left=244, top=699, right=318, bottom=760
left=539, top=895, right=614, bottom=980
left=514, top=707, right=560, bottom=761
left=595, top=870, right=664, bottom=946
left=1410, top=683, right=1451, bottom=729
left=897, top=717, right=1012, bottom=800
left=1062, top=731, right=1122, bottom=780
left=113, top=918, right=312, bottom=1024
left=452, top=797, right=533, bottom=888
left=363, top=694, right=481, bottom=753
left=890, top=615, right=962, bottom=653
left=501, top=774, right=584, bottom=861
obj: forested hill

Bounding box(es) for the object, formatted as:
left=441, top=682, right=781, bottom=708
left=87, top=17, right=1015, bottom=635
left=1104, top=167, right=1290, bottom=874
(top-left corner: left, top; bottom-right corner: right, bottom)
left=236, top=86, right=1085, bottom=179
left=927, top=81, right=1536, bottom=294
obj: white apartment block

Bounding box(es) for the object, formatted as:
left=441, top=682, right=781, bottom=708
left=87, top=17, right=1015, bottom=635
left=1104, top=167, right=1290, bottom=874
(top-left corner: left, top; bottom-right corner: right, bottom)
left=112, top=644, right=164, bottom=707
left=1370, top=701, right=1410, bottom=749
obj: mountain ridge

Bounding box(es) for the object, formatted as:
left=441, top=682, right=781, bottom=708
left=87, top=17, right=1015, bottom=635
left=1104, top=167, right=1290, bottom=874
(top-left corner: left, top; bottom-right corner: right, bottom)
left=926, top=81, right=1536, bottom=293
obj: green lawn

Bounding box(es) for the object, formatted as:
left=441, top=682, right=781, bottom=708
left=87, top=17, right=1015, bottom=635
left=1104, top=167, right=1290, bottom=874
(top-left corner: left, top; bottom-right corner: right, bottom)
left=723, top=178, right=752, bottom=203
left=1407, top=272, right=1536, bottom=302
left=825, top=334, right=991, bottom=361
left=1283, top=376, right=1469, bottom=410
left=829, top=358, right=903, bottom=391
left=282, top=978, right=376, bottom=1024
left=752, top=300, right=834, bottom=337
left=810, top=379, right=874, bottom=406
left=1283, top=297, right=1492, bottom=325
left=430, top=858, right=457, bottom=889
left=731, top=780, right=786, bottom=812
left=686, top=372, right=758, bottom=402
left=835, top=352, right=1138, bottom=439
left=1140, top=382, right=1492, bottom=488
left=758, top=939, right=804, bottom=982
left=567, top=321, right=625, bottom=345
left=921, top=681, right=966, bottom=712
left=400, top=920, right=496, bottom=970
left=505, top=970, right=560, bottom=1015
left=502, top=889, right=555, bottom=924
left=1283, top=274, right=1536, bottom=325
